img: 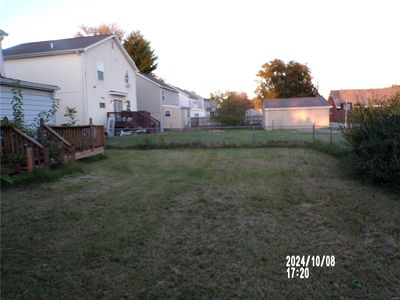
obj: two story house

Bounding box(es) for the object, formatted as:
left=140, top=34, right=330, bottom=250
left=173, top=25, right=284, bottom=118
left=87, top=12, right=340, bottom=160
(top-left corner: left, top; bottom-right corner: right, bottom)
left=183, top=90, right=206, bottom=118
left=4, top=34, right=138, bottom=126
left=136, top=73, right=190, bottom=130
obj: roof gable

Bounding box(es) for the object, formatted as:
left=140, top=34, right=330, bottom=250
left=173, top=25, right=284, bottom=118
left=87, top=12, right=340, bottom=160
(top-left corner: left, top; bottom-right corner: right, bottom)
left=137, top=73, right=178, bottom=93
left=263, top=96, right=330, bottom=109
left=4, top=34, right=138, bottom=72
left=3, top=35, right=113, bottom=59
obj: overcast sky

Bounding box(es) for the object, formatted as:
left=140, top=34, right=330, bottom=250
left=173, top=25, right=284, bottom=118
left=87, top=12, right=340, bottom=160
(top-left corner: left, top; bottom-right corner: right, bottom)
left=1, top=0, right=399, bottom=98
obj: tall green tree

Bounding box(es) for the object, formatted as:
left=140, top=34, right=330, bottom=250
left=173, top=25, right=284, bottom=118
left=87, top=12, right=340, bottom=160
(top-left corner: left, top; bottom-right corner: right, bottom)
left=211, top=91, right=253, bottom=125
left=255, top=59, right=319, bottom=99
left=75, top=23, right=125, bottom=41
left=123, top=31, right=158, bottom=74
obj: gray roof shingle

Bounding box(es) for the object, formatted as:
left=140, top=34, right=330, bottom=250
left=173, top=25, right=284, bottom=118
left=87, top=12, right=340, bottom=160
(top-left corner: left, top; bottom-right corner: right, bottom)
left=3, top=35, right=113, bottom=58
left=137, top=73, right=178, bottom=93
left=263, top=96, right=330, bottom=109
left=0, top=75, right=59, bottom=92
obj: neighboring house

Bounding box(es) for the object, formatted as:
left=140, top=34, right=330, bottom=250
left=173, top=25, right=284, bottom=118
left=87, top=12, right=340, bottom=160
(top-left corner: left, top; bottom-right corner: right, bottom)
left=245, top=108, right=262, bottom=125
left=0, top=76, right=59, bottom=127
left=204, top=98, right=217, bottom=117
left=184, top=90, right=206, bottom=117
left=0, top=29, right=59, bottom=128
left=328, top=87, right=400, bottom=123
left=136, top=73, right=187, bottom=130
left=263, top=96, right=331, bottom=129
left=3, top=34, right=138, bottom=126
left=174, top=87, right=191, bottom=128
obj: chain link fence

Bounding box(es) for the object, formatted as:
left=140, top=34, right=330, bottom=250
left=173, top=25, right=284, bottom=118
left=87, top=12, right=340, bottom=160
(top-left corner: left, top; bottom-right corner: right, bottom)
left=108, top=125, right=345, bottom=149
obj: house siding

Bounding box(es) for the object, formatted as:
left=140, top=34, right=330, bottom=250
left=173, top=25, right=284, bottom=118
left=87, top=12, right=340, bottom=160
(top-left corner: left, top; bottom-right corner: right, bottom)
left=264, top=108, right=330, bottom=129
left=83, top=39, right=137, bottom=126
left=162, top=105, right=182, bottom=129
left=0, top=85, right=56, bottom=126
left=4, top=54, right=83, bottom=125
left=136, top=74, right=161, bottom=120
left=4, top=37, right=138, bottom=126
left=162, top=89, right=179, bottom=106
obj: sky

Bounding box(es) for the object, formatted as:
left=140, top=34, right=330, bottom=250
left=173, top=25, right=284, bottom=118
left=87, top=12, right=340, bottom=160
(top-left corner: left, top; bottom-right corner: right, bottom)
left=1, top=0, right=399, bottom=99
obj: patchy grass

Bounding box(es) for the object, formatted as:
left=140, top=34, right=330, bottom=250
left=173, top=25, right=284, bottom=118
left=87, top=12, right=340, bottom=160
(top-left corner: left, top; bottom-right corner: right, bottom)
left=1, top=148, right=399, bottom=299
left=106, top=128, right=345, bottom=149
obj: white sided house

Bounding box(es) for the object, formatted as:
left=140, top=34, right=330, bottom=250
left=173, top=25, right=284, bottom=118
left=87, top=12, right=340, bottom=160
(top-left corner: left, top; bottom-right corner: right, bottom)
left=136, top=73, right=188, bottom=130
left=263, top=96, right=331, bottom=129
left=3, top=34, right=138, bottom=126
left=185, top=90, right=206, bottom=118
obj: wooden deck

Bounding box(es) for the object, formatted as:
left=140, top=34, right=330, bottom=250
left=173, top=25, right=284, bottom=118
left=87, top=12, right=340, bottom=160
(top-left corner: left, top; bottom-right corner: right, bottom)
left=1, top=118, right=105, bottom=174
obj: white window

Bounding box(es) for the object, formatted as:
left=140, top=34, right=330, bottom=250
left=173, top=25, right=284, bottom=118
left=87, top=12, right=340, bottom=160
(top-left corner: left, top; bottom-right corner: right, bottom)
left=125, top=71, right=129, bottom=83
left=97, top=61, right=104, bottom=80
left=165, top=111, right=171, bottom=117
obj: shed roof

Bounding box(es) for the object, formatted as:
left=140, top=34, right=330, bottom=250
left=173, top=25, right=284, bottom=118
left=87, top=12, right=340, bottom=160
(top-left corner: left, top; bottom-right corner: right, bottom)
left=329, top=87, right=400, bottom=107
left=263, top=96, right=330, bottom=109
left=0, top=75, right=59, bottom=92
left=3, top=35, right=113, bottom=59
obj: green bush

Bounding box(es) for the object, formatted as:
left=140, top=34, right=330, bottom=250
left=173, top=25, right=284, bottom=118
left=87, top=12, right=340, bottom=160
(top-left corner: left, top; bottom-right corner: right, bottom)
left=343, top=93, right=400, bottom=186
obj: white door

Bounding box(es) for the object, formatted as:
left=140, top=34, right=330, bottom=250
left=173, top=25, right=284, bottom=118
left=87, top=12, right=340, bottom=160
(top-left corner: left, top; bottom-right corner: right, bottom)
left=113, top=100, right=123, bottom=112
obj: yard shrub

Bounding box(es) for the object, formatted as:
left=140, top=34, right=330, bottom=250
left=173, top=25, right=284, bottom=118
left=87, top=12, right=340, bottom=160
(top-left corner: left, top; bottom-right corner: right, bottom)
left=343, top=93, right=400, bottom=186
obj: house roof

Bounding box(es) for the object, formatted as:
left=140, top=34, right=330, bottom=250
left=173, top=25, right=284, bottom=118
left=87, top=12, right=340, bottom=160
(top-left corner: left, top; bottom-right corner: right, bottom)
left=137, top=73, right=178, bottom=93
left=0, top=75, right=59, bottom=92
left=3, top=35, right=113, bottom=59
left=263, top=96, right=330, bottom=109
left=329, top=86, right=400, bottom=107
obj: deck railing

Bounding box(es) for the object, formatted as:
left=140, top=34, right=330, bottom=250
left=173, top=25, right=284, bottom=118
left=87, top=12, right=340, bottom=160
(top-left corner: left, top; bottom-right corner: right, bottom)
left=107, top=111, right=160, bottom=133
left=50, top=120, right=105, bottom=160
left=1, top=122, right=49, bottom=172
left=1, top=117, right=105, bottom=174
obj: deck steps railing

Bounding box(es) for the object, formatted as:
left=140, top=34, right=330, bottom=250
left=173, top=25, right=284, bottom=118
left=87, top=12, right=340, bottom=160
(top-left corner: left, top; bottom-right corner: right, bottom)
left=1, top=117, right=105, bottom=174
left=107, top=111, right=160, bottom=133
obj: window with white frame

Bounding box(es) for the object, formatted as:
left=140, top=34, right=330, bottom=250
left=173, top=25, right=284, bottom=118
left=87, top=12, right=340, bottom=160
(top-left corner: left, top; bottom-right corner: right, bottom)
left=97, top=61, right=104, bottom=80
left=165, top=110, right=171, bottom=117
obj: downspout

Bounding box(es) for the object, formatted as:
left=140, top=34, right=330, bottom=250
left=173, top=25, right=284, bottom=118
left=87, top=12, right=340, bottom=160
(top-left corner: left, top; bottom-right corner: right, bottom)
left=79, top=51, right=89, bottom=124
left=159, top=88, right=164, bottom=132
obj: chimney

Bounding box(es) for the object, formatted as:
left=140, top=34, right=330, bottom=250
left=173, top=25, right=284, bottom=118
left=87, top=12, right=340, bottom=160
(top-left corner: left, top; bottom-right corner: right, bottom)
left=0, top=29, right=8, bottom=76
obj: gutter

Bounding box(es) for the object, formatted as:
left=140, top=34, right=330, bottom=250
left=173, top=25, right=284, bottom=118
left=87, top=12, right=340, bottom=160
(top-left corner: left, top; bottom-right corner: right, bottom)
left=264, top=106, right=332, bottom=111
left=4, top=49, right=84, bottom=60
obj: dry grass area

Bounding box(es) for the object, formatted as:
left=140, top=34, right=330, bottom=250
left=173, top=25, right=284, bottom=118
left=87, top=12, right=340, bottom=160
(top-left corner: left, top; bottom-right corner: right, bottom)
left=1, top=148, right=399, bottom=299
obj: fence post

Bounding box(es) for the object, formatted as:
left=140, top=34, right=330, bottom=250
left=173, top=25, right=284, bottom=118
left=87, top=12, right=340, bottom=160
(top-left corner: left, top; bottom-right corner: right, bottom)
left=43, top=147, right=50, bottom=169
left=312, top=123, right=316, bottom=142
left=330, top=126, right=333, bottom=144
left=58, top=143, right=66, bottom=165
left=26, top=146, right=34, bottom=172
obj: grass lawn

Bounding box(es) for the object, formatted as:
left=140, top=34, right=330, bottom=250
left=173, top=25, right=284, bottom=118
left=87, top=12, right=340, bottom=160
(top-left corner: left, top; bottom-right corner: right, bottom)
left=1, top=148, right=399, bottom=298
left=106, top=128, right=345, bottom=148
